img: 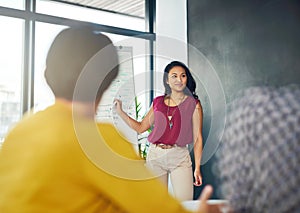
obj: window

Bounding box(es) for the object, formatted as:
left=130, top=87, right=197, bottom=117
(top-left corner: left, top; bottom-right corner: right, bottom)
left=0, top=0, right=154, bottom=146
left=0, top=16, right=24, bottom=142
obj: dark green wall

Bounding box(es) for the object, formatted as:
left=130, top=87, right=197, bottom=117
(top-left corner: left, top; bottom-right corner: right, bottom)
left=187, top=0, right=300, bottom=199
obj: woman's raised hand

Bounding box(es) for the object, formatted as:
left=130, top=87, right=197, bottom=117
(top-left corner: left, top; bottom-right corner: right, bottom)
left=113, top=99, right=123, bottom=115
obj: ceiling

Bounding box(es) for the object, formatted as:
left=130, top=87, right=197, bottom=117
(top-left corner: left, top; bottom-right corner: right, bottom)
left=55, top=0, right=145, bottom=18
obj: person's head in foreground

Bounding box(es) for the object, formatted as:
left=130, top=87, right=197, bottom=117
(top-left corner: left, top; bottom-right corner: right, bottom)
left=217, top=85, right=300, bottom=213
left=45, top=26, right=119, bottom=107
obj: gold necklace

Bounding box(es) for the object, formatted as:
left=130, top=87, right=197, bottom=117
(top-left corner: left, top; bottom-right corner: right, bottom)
left=166, top=95, right=185, bottom=129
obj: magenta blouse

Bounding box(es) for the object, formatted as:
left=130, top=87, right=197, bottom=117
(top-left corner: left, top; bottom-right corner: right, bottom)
left=147, top=95, right=198, bottom=146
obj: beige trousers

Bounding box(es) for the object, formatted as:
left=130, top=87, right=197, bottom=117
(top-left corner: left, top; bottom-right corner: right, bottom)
left=146, top=143, right=193, bottom=201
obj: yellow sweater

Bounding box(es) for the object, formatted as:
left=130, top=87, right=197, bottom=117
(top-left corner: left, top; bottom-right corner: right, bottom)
left=0, top=101, right=193, bottom=213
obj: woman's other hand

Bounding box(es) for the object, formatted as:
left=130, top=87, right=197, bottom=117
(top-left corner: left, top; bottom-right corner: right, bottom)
left=194, top=168, right=202, bottom=186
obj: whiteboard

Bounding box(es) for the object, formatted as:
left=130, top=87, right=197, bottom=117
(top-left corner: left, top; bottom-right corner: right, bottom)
left=96, top=46, right=138, bottom=145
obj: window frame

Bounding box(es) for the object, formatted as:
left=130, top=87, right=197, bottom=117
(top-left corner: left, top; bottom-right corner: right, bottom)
left=0, top=0, right=155, bottom=115
left=0, top=0, right=155, bottom=143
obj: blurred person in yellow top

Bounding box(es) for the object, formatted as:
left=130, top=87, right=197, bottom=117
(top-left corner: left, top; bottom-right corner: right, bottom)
left=0, top=26, right=213, bottom=212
